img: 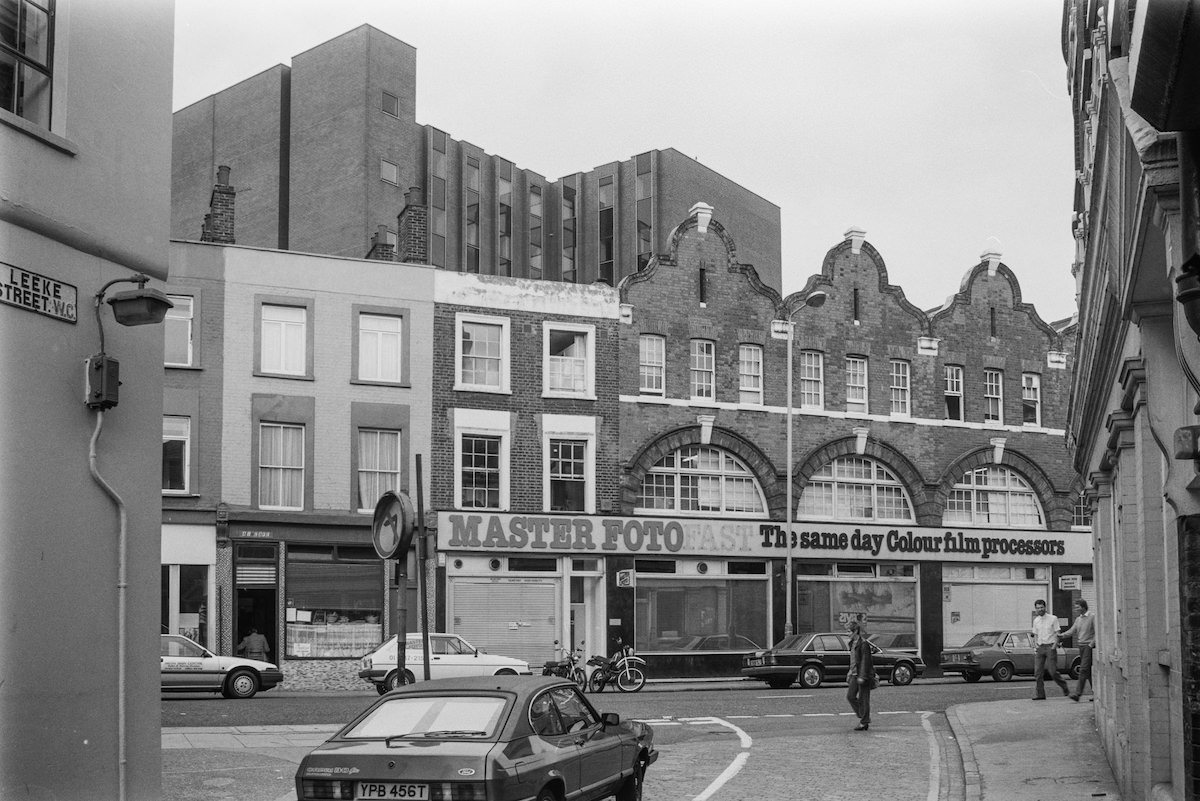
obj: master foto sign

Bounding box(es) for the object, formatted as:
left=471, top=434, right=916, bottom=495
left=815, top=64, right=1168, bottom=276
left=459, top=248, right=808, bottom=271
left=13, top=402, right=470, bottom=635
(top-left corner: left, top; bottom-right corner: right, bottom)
left=1, top=262, right=78, bottom=323
left=438, top=512, right=1093, bottom=564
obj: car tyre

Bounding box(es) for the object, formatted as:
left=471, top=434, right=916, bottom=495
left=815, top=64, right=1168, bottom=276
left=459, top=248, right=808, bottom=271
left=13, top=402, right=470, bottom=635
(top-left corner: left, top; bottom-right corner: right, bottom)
left=385, top=669, right=415, bottom=692
left=964, top=672, right=982, bottom=683
left=222, top=668, right=259, bottom=699
left=765, top=676, right=793, bottom=690
left=536, top=785, right=559, bottom=801
left=616, top=759, right=646, bottom=801
left=495, top=668, right=518, bottom=676
left=1068, top=658, right=1082, bottom=680
left=798, top=665, right=823, bottom=689
left=991, top=662, right=1015, bottom=682
left=890, top=663, right=914, bottom=686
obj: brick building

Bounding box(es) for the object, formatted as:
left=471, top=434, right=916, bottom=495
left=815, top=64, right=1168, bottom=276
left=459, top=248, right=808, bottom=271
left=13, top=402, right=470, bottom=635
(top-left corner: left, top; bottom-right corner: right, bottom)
left=171, top=24, right=782, bottom=291
left=1063, top=1, right=1200, bottom=798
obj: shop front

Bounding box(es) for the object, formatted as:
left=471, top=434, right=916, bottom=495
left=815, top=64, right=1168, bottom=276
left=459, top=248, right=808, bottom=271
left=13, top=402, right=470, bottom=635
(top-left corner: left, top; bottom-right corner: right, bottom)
left=438, top=511, right=1094, bottom=677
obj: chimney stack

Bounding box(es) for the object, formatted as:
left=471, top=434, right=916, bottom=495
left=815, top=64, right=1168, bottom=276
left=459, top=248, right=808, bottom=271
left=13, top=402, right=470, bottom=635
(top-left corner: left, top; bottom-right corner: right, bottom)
left=397, top=187, right=429, bottom=265
left=201, top=165, right=236, bottom=244
left=366, top=224, right=396, bottom=261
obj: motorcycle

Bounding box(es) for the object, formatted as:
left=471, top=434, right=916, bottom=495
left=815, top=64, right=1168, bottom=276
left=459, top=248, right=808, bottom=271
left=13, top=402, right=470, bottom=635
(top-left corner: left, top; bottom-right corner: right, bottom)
left=541, top=640, right=587, bottom=690
left=586, top=638, right=647, bottom=692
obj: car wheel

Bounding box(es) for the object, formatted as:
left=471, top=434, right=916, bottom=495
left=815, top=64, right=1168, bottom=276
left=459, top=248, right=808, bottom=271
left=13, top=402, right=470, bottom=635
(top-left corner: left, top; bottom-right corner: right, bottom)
left=1068, top=658, right=1082, bottom=680
left=615, top=759, right=646, bottom=801
left=891, top=663, right=914, bottom=686
left=798, top=665, right=823, bottom=689
left=535, top=785, right=559, bottom=801
left=765, top=676, right=793, bottom=690
left=222, top=669, right=259, bottom=699
left=385, top=669, right=416, bottom=692
left=991, top=662, right=1014, bottom=682
left=495, top=668, right=518, bottom=676
left=964, top=672, right=982, bottom=683
left=375, top=683, right=388, bottom=695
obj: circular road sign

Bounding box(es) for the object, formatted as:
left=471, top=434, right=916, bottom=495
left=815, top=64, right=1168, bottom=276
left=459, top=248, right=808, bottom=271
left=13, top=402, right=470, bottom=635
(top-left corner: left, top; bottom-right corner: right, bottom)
left=371, top=490, right=416, bottom=560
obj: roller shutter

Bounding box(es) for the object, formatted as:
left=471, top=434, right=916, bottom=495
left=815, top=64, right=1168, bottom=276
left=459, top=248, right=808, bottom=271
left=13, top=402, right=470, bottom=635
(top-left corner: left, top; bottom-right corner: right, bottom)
left=449, top=578, right=559, bottom=667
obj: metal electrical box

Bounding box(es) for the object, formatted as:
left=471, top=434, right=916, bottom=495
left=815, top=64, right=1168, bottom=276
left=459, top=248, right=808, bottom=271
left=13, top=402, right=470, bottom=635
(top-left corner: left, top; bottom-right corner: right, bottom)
left=84, top=354, right=120, bottom=410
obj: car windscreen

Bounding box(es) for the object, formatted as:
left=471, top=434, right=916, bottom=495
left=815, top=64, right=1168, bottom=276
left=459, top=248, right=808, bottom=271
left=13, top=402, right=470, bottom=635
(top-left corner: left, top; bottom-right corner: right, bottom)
left=344, top=695, right=508, bottom=739
left=962, top=632, right=1002, bottom=648
left=772, top=634, right=808, bottom=651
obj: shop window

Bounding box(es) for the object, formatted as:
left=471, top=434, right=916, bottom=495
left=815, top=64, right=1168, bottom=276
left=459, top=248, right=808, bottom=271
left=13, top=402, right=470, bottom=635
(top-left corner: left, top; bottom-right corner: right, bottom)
left=945, top=465, right=1044, bottom=528
left=286, top=545, right=383, bottom=658
left=636, top=445, right=767, bottom=516
left=635, top=577, right=767, bottom=652
left=794, top=574, right=917, bottom=643
left=797, top=456, right=914, bottom=522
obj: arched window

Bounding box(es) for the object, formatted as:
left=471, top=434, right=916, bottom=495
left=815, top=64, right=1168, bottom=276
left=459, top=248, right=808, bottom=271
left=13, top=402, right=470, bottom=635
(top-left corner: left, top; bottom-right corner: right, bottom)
left=797, top=456, right=914, bottom=522
left=945, top=466, right=1044, bottom=528
left=636, top=446, right=766, bottom=515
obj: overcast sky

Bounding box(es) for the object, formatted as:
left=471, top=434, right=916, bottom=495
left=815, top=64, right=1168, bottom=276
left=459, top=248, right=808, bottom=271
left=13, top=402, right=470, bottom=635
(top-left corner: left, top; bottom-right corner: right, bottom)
left=174, top=0, right=1079, bottom=324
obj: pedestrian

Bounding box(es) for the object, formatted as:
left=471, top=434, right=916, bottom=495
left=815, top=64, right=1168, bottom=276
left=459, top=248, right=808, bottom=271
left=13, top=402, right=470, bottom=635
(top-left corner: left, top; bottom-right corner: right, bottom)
left=237, top=627, right=271, bottom=662
left=845, top=620, right=876, bottom=731
left=1030, top=599, right=1069, bottom=700
left=1059, top=598, right=1095, bottom=701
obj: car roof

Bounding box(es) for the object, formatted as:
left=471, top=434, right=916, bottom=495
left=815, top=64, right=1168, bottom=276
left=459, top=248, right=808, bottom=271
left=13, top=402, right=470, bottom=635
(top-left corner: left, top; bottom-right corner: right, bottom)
left=384, top=674, right=570, bottom=695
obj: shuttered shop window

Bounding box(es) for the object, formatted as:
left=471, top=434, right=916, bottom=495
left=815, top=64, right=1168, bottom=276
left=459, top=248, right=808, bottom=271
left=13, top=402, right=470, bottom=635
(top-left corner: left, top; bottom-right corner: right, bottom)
left=286, top=556, right=383, bottom=658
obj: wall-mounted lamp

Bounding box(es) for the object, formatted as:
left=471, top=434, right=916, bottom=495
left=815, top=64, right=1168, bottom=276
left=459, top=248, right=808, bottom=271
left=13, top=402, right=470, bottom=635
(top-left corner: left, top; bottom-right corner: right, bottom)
left=86, top=273, right=173, bottom=410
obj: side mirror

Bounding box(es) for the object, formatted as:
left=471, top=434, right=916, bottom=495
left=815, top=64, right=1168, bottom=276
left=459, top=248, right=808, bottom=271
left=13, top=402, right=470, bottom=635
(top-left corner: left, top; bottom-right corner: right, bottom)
left=601, top=712, right=620, bottom=727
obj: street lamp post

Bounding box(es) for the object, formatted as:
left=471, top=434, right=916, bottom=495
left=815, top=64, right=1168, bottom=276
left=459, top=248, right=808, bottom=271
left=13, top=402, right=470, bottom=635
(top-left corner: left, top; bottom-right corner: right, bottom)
left=772, top=290, right=827, bottom=637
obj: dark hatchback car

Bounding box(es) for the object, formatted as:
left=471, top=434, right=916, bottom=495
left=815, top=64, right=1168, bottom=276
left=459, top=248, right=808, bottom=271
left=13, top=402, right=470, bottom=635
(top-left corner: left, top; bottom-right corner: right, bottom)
left=295, top=675, right=657, bottom=801
left=741, top=631, right=925, bottom=689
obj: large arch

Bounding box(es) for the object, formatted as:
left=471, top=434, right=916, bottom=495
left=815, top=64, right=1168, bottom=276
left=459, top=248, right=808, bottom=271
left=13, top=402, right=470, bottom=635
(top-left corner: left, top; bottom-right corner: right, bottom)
left=934, top=446, right=1060, bottom=530
left=792, top=434, right=931, bottom=524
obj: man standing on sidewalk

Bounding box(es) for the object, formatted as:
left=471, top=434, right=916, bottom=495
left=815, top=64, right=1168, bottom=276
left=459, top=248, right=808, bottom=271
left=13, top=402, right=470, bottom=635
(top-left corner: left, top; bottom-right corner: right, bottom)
left=1060, top=599, right=1095, bottom=701
left=1030, top=599, right=1069, bottom=700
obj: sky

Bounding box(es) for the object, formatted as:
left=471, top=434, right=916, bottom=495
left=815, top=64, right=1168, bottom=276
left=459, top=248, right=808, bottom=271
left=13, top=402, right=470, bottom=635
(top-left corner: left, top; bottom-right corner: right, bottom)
left=173, top=0, right=1079, bottom=324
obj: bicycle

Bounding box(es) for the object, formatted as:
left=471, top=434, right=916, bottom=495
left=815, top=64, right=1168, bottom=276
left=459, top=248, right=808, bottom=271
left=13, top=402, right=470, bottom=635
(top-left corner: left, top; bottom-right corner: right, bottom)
left=541, top=639, right=587, bottom=690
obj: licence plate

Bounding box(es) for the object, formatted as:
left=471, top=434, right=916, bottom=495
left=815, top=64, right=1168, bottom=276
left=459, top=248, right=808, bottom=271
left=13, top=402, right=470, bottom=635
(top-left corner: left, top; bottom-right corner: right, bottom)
left=356, top=782, right=429, bottom=799
left=746, top=658, right=763, bottom=667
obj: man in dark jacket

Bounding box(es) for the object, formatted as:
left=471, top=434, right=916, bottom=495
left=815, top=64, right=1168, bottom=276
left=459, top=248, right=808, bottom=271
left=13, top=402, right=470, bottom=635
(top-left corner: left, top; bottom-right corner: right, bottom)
left=846, top=620, right=875, bottom=731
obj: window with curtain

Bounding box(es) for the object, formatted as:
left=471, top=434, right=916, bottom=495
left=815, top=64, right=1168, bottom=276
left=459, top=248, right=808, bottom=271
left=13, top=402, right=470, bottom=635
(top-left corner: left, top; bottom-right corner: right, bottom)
left=259, top=423, right=304, bottom=509
left=357, top=428, right=401, bottom=511
left=637, top=446, right=766, bottom=515
left=359, top=313, right=403, bottom=383
left=798, top=456, right=914, bottom=522
left=261, top=304, right=306, bottom=375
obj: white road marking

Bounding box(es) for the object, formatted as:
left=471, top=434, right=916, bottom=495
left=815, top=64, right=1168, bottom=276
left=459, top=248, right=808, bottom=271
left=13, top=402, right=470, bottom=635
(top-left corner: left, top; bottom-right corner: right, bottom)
left=921, top=712, right=939, bottom=801
left=679, top=716, right=754, bottom=801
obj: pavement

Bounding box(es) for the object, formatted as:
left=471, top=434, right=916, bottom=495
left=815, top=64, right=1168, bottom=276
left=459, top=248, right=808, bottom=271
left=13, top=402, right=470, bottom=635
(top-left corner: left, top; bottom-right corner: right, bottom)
left=162, top=680, right=1123, bottom=801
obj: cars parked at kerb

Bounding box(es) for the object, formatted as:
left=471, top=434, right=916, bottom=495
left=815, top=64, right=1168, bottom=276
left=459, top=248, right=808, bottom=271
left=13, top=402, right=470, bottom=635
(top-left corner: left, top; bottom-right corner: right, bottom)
left=295, top=675, right=657, bottom=801
left=940, top=630, right=1081, bottom=682
left=740, top=631, right=925, bottom=689
left=161, top=633, right=284, bottom=699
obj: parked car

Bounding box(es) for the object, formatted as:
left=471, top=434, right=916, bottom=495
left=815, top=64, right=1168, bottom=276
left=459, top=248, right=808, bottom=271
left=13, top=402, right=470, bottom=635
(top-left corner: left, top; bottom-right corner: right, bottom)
left=651, top=634, right=762, bottom=651
left=160, top=633, right=283, bottom=699
left=740, top=631, right=925, bottom=689
left=359, top=632, right=532, bottom=694
left=867, top=632, right=919, bottom=654
left=940, top=630, right=1081, bottom=682
left=295, top=675, right=657, bottom=801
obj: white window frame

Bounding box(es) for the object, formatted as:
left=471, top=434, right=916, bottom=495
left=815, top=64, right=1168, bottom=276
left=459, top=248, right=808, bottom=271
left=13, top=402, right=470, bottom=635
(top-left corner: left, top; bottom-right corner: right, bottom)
left=739, top=344, right=763, bottom=405
left=889, top=360, right=910, bottom=417
left=162, top=416, right=191, bottom=495
left=542, top=321, right=595, bottom=399
left=1022, top=373, right=1041, bottom=427
left=984, top=369, right=1004, bottom=424
left=797, top=456, right=915, bottom=523
left=799, top=350, right=824, bottom=410
left=639, top=334, right=665, bottom=396
left=358, top=313, right=404, bottom=383
left=357, top=428, right=402, bottom=513
left=164, top=295, right=194, bottom=367
left=845, top=355, right=868, bottom=414
left=635, top=445, right=768, bottom=517
left=258, top=422, right=305, bottom=511
left=454, top=409, right=511, bottom=511
left=542, top=414, right=596, bottom=514
left=261, top=303, right=307, bottom=376
left=690, top=339, right=716, bottom=400
left=455, top=312, right=511, bottom=394
left=944, top=465, right=1045, bottom=529
left=944, top=365, right=964, bottom=421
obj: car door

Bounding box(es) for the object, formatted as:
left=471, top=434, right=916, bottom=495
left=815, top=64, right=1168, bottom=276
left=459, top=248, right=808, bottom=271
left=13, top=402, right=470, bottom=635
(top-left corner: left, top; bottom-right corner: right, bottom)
left=818, top=634, right=851, bottom=681
left=527, top=689, right=583, bottom=797
left=161, top=635, right=221, bottom=691
left=549, top=686, right=623, bottom=798
left=1005, top=632, right=1036, bottom=673
left=428, top=634, right=482, bottom=678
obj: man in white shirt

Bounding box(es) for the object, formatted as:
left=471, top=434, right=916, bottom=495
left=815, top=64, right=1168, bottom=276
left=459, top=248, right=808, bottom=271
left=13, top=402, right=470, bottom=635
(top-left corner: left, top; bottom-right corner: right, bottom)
left=1030, top=599, right=1069, bottom=700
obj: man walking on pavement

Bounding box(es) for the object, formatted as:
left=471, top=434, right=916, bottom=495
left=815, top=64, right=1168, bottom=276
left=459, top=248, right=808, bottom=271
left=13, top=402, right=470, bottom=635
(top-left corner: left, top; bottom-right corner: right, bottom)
left=1060, top=598, right=1095, bottom=701
left=1030, top=599, right=1069, bottom=700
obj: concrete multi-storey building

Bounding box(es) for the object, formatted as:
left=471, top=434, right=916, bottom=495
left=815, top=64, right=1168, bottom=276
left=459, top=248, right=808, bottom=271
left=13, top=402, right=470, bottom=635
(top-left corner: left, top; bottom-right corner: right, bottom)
left=171, top=25, right=782, bottom=291
left=1, top=1, right=173, bottom=798
left=1063, top=1, right=1200, bottom=799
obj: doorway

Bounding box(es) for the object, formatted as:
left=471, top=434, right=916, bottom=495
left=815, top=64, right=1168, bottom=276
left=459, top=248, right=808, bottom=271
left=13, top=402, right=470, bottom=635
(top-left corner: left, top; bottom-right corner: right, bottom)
left=235, top=588, right=277, bottom=662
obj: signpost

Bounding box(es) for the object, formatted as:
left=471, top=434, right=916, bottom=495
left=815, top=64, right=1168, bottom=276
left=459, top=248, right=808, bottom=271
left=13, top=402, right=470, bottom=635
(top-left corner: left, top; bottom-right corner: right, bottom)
left=372, top=490, right=416, bottom=685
